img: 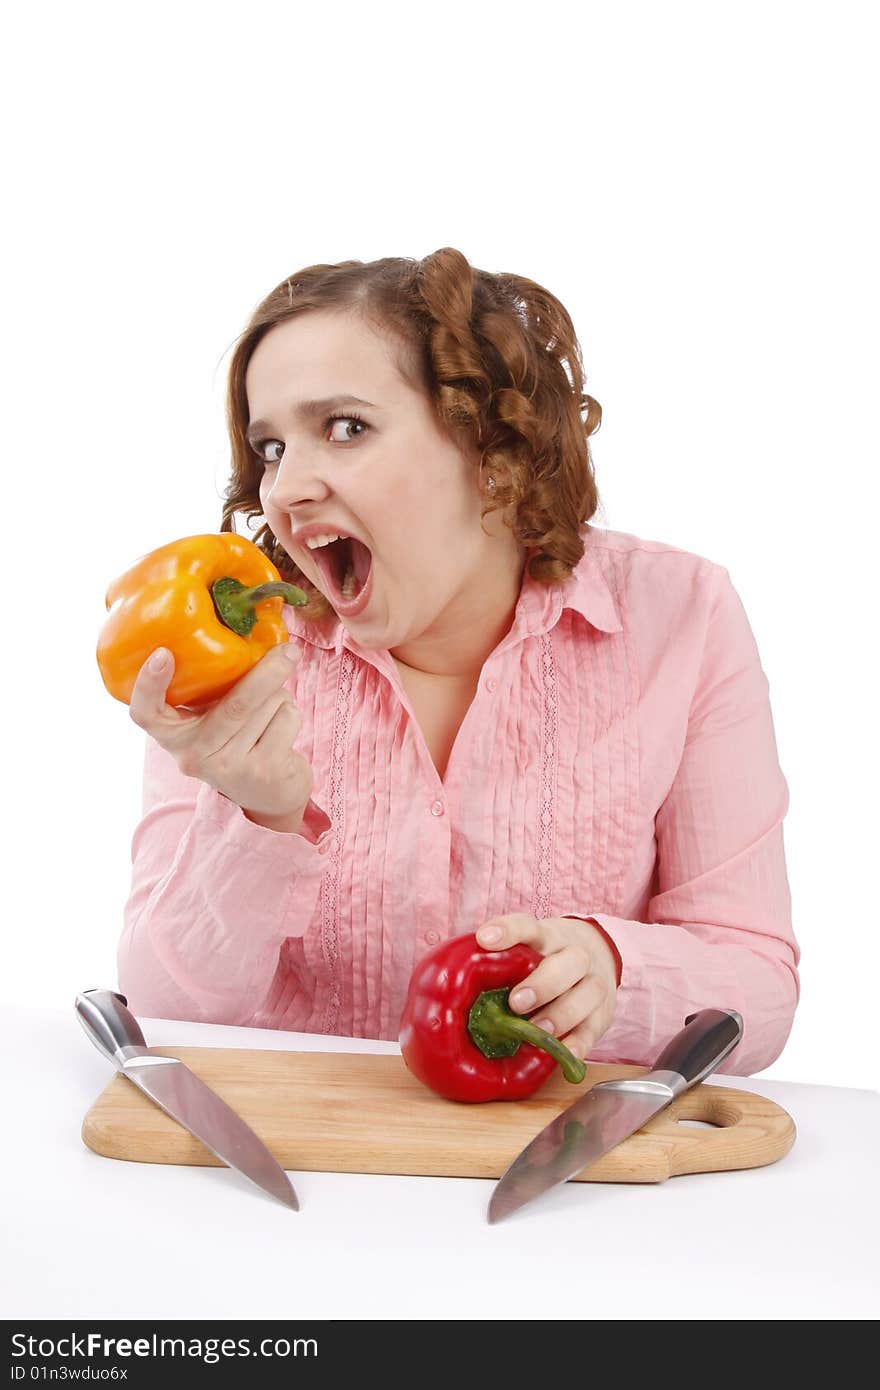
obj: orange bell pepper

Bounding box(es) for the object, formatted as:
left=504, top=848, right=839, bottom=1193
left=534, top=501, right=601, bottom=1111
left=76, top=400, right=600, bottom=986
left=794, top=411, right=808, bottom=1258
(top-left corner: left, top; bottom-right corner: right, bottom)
left=97, top=534, right=308, bottom=709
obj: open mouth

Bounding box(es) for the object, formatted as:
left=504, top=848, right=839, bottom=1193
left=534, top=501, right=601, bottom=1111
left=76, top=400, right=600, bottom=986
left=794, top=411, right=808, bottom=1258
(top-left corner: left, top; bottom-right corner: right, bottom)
left=311, top=535, right=373, bottom=606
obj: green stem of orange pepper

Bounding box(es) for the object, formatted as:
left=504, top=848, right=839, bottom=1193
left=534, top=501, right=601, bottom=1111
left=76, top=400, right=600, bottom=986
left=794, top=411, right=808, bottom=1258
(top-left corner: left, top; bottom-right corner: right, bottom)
left=211, top=578, right=308, bottom=636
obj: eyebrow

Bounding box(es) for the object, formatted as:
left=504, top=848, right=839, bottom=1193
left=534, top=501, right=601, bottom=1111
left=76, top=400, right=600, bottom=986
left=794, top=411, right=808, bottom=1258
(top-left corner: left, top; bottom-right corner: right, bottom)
left=246, top=395, right=379, bottom=442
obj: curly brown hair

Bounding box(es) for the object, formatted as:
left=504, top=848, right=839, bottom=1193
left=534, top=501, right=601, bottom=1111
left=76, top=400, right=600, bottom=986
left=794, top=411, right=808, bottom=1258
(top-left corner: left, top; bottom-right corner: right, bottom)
left=220, top=247, right=603, bottom=623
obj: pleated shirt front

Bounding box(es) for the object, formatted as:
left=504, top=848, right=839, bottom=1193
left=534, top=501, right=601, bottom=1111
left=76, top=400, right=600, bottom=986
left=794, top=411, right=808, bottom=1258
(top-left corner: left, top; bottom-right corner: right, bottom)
left=118, top=525, right=800, bottom=1075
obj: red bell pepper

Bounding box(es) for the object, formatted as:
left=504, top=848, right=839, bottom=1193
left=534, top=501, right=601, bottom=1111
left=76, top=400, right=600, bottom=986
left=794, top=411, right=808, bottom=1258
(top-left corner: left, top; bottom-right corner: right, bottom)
left=398, top=932, right=587, bottom=1102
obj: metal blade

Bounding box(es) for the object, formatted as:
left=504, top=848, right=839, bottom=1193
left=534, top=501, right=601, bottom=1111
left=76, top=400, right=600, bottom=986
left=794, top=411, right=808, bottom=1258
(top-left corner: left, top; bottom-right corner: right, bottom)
left=120, top=1055, right=298, bottom=1210
left=488, top=1082, right=673, bottom=1224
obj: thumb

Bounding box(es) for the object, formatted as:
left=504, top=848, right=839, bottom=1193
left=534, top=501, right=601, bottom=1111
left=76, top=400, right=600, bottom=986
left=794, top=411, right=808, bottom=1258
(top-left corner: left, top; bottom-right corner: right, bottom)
left=129, top=647, right=178, bottom=723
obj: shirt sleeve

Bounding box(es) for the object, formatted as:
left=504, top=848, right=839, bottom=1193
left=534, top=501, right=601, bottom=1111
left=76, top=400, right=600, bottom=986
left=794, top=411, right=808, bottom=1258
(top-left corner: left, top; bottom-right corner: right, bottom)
left=565, top=565, right=800, bottom=1077
left=116, top=734, right=333, bottom=1026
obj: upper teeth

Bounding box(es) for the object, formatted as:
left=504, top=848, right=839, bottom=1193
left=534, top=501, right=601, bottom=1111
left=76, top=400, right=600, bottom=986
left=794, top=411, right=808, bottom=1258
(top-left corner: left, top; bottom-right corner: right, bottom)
left=305, top=532, right=346, bottom=550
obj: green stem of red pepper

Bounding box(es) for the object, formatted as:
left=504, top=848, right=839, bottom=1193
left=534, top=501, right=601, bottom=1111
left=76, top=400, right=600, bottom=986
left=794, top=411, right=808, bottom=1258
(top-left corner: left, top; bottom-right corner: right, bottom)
left=467, top=988, right=586, bottom=1084
left=211, top=577, right=309, bottom=636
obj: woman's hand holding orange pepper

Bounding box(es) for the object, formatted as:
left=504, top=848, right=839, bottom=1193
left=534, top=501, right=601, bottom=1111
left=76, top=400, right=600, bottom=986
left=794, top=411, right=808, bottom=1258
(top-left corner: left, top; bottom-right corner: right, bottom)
left=128, top=643, right=315, bottom=833
left=97, top=533, right=316, bottom=833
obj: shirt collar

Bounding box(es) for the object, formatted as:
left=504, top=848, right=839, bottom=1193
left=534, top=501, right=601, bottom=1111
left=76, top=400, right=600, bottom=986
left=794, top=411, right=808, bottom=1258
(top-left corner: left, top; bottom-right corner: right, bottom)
left=283, top=527, right=622, bottom=653
left=515, top=531, right=623, bottom=637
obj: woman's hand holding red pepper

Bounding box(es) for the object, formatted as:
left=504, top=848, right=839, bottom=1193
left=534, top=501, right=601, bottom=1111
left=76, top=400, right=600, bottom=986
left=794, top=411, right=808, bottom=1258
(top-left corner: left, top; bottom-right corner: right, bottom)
left=476, top=914, right=620, bottom=1060
left=128, top=643, right=315, bottom=833
left=399, top=934, right=588, bottom=1102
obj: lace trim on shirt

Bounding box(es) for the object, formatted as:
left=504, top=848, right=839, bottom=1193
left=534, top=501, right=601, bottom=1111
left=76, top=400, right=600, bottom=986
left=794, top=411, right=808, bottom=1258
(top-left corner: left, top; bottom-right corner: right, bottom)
left=320, top=648, right=356, bottom=1034
left=533, top=630, right=559, bottom=918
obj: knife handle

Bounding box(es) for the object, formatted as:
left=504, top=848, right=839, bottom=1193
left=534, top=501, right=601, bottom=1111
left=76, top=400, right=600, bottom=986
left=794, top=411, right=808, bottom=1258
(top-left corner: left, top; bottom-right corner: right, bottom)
left=651, top=1008, right=743, bottom=1089
left=75, top=988, right=148, bottom=1068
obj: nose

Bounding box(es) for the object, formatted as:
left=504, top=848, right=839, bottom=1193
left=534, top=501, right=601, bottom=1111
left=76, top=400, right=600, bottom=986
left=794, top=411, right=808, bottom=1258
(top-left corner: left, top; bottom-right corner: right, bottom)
left=262, top=442, right=332, bottom=511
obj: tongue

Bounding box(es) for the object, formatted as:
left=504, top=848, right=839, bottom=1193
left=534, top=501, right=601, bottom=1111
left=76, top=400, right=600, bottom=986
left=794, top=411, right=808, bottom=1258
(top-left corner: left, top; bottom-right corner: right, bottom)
left=350, top=537, right=372, bottom=586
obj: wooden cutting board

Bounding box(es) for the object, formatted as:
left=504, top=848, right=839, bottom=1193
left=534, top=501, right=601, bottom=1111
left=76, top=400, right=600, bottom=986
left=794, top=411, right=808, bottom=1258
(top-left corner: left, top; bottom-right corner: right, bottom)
left=82, top=1048, right=796, bottom=1183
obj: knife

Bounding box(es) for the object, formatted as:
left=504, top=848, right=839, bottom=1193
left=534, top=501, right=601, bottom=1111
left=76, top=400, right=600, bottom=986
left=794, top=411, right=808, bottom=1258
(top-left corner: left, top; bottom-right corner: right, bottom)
left=75, top=988, right=299, bottom=1210
left=488, top=1007, right=743, bottom=1223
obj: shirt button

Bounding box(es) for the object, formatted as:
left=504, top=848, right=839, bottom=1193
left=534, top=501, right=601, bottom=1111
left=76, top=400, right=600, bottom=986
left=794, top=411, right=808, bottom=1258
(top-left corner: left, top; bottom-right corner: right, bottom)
left=425, top=930, right=440, bottom=945
left=486, top=677, right=498, bottom=692
left=430, top=800, right=445, bottom=817
left=318, top=839, right=330, bottom=855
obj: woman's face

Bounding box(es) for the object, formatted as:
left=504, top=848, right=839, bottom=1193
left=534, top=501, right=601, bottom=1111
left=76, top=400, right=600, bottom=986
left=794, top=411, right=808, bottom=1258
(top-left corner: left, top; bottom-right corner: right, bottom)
left=245, top=309, right=520, bottom=655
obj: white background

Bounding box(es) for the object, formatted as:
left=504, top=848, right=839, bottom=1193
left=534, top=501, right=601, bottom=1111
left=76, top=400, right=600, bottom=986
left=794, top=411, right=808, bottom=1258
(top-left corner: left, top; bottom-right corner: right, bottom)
left=3, top=1, right=877, bottom=1089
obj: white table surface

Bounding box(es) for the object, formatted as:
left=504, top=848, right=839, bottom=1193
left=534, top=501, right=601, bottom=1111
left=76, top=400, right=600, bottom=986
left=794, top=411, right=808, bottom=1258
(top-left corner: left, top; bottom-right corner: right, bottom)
left=3, top=1005, right=878, bottom=1321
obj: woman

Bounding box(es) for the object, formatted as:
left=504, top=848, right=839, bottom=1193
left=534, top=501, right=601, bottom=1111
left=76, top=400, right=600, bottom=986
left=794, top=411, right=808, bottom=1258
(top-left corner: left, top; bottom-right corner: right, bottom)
left=118, top=246, right=799, bottom=1074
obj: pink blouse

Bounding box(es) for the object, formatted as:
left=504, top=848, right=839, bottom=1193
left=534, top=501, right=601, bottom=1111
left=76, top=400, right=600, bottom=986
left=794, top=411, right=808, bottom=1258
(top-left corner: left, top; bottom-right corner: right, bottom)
left=117, top=524, right=800, bottom=1075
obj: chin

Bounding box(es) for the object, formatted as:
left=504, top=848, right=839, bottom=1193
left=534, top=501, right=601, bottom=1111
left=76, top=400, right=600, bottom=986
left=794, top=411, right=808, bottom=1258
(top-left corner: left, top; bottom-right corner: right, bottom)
left=351, top=612, right=411, bottom=652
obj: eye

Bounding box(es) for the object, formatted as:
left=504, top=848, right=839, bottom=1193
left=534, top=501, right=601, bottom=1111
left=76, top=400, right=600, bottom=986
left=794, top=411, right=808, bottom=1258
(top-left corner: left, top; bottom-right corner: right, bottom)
left=249, top=411, right=370, bottom=465
left=326, top=411, right=369, bottom=442
left=253, top=439, right=284, bottom=465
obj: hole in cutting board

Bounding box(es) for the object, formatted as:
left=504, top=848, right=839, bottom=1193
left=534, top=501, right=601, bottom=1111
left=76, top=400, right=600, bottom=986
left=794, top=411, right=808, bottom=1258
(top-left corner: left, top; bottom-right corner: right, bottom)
left=677, top=1119, right=720, bottom=1129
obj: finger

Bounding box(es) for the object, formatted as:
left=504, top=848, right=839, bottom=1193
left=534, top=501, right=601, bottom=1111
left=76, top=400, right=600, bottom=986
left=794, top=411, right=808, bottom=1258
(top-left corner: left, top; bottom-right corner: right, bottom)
left=128, top=649, right=198, bottom=733
left=221, top=689, right=302, bottom=760
left=529, top=974, right=606, bottom=1039
left=197, top=642, right=301, bottom=754
left=251, top=699, right=304, bottom=759
left=475, top=913, right=578, bottom=956
left=475, top=912, right=541, bottom=951
left=559, top=1016, right=606, bottom=1062
left=507, top=946, right=587, bottom=1015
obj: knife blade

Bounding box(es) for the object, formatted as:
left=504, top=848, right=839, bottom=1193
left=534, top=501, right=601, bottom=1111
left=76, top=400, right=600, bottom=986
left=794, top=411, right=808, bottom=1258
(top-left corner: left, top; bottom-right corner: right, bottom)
left=75, top=988, right=299, bottom=1210
left=488, top=1006, right=743, bottom=1223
